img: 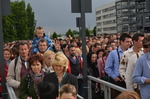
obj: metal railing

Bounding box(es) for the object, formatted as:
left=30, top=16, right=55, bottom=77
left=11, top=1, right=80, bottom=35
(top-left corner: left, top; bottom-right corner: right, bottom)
left=6, top=83, right=17, bottom=99
left=87, top=76, right=127, bottom=99
left=6, top=76, right=127, bottom=99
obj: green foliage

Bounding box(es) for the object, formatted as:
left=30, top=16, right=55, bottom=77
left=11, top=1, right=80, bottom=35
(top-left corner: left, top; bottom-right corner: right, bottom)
left=86, top=28, right=91, bottom=37
left=66, top=29, right=74, bottom=37
left=93, top=26, right=97, bottom=36
left=2, top=1, right=36, bottom=43
left=52, top=32, right=58, bottom=39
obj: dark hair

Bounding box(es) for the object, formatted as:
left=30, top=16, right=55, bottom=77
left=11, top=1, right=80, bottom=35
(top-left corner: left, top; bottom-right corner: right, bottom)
left=38, top=81, right=58, bottom=99
left=68, top=44, right=75, bottom=51
left=70, top=39, right=76, bottom=44
left=143, top=35, right=150, bottom=46
left=61, top=44, right=69, bottom=50
left=77, top=42, right=82, bottom=48
left=94, top=43, right=101, bottom=48
left=38, top=38, right=48, bottom=46
left=18, top=42, right=29, bottom=49
left=132, top=33, right=144, bottom=41
left=28, top=55, right=44, bottom=69
left=96, top=49, right=105, bottom=56
left=119, top=33, right=131, bottom=42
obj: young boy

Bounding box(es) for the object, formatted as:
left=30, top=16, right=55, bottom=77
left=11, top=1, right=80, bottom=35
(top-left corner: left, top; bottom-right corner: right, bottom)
left=32, top=26, right=53, bottom=54
left=58, top=84, right=77, bottom=99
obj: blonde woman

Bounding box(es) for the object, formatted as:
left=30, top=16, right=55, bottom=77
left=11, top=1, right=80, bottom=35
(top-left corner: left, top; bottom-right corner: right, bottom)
left=42, top=50, right=55, bottom=73
left=39, top=52, right=78, bottom=99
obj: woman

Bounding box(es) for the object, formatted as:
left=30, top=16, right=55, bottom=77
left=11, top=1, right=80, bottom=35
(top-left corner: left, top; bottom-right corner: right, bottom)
left=0, top=48, right=12, bottom=96
left=19, top=55, right=44, bottom=99
left=4, top=48, right=12, bottom=66
left=39, top=52, right=78, bottom=99
left=87, top=52, right=100, bottom=99
left=87, top=52, right=99, bottom=78
left=42, top=50, right=55, bottom=73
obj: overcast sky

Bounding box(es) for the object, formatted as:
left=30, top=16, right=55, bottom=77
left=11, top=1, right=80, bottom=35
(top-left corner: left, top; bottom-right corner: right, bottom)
left=13, top=0, right=115, bottom=35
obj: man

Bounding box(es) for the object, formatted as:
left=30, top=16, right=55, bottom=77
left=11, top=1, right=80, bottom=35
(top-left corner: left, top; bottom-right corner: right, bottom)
left=32, top=26, right=53, bottom=54
left=119, top=33, right=144, bottom=90
left=125, top=37, right=149, bottom=91
left=7, top=42, right=30, bottom=97
left=67, top=45, right=83, bottom=96
left=36, top=38, right=49, bottom=56
left=132, top=35, right=150, bottom=99
left=58, top=84, right=77, bottom=99
left=67, top=45, right=82, bottom=76
left=92, top=43, right=101, bottom=54
left=105, top=33, right=132, bottom=98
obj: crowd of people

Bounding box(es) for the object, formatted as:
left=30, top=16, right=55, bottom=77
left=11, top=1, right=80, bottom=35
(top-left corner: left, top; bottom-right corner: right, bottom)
left=0, top=26, right=150, bottom=99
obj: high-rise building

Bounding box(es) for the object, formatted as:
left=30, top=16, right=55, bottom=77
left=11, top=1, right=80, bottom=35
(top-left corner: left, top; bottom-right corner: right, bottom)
left=96, top=2, right=117, bottom=34
left=116, top=0, right=150, bottom=34
left=96, top=0, right=150, bottom=34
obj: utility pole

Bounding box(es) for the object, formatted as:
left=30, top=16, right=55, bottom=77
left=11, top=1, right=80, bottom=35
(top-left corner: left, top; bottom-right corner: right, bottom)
left=0, top=0, right=11, bottom=98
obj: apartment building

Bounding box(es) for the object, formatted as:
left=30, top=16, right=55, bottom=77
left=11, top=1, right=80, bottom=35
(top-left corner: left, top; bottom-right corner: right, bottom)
left=96, top=2, right=117, bottom=34
left=96, top=0, right=150, bottom=34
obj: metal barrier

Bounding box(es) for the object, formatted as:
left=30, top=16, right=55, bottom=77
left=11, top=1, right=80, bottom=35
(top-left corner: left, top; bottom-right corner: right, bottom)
left=5, top=76, right=127, bottom=99
left=6, top=83, right=17, bottom=99
left=87, top=76, right=127, bottom=99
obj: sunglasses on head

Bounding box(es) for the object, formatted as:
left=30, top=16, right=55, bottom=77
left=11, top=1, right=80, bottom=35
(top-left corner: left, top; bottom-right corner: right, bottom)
left=143, top=45, right=149, bottom=48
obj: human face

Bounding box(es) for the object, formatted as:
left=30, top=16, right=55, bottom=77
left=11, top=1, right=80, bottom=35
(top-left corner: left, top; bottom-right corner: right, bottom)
left=44, top=54, right=54, bottom=67
left=36, top=29, right=44, bottom=38
left=69, top=47, right=76, bottom=57
left=53, top=65, right=65, bottom=75
left=19, top=45, right=29, bottom=58
left=134, top=36, right=144, bottom=48
left=91, top=54, right=97, bottom=63
left=38, top=42, right=48, bottom=53
left=4, top=50, right=11, bottom=61
left=60, top=93, right=76, bottom=99
left=31, top=61, right=42, bottom=74
left=98, top=51, right=103, bottom=58
left=121, top=38, right=132, bottom=50
left=94, top=45, right=101, bottom=53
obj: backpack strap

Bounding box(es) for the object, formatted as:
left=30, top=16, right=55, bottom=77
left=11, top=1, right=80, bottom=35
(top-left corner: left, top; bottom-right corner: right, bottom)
left=116, top=47, right=121, bottom=63
left=14, top=57, right=18, bottom=80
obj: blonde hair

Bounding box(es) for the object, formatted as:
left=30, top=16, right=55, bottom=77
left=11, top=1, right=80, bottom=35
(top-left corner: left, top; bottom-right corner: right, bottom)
left=59, top=84, right=77, bottom=97
left=43, top=50, right=55, bottom=59
left=51, top=52, right=68, bottom=72
left=115, top=91, right=140, bottom=99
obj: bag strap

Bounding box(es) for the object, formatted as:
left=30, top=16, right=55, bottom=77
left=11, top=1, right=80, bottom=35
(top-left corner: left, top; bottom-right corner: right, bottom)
left=116, top=47, right=120, bottom=63
left=14, top=57, right=18, bottom=80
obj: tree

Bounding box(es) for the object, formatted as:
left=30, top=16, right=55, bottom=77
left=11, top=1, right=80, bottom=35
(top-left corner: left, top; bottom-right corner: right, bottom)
left=2, top=1, right=36, bottom=42
left=93, top=26, right=97, bottom=36
left=52, top=32, right=58, bottom=39
left=66, top=29, right=74, bottom=37
left=26, top=3, right=36, bottom=40
left=86, top=28, right=91, bottom=37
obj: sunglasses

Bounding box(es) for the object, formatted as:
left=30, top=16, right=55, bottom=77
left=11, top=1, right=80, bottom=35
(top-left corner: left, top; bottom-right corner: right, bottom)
left=143, top=45, right=149, bottom=48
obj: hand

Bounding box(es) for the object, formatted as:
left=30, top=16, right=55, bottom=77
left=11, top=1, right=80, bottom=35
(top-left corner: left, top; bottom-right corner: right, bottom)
left=121, top=75, right=125, bottom=80
left=36, top=51, right=41, bottom=56
left=27, top=97, right=32, bottom=99
left=115, top=77, right=121, bottom=82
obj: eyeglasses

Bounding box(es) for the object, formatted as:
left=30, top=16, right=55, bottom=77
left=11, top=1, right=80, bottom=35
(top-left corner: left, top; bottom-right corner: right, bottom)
left=143, top=45, right=149, bottom=48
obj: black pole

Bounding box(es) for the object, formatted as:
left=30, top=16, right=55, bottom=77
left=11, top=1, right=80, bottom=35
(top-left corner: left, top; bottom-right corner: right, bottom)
left=0, top=0, right=8, bottom=99
left=80, top=0, right=88, bottom=99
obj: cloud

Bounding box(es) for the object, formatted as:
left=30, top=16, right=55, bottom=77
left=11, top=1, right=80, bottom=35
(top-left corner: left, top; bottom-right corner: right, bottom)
left=13, top=0, right=115, bottom=34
